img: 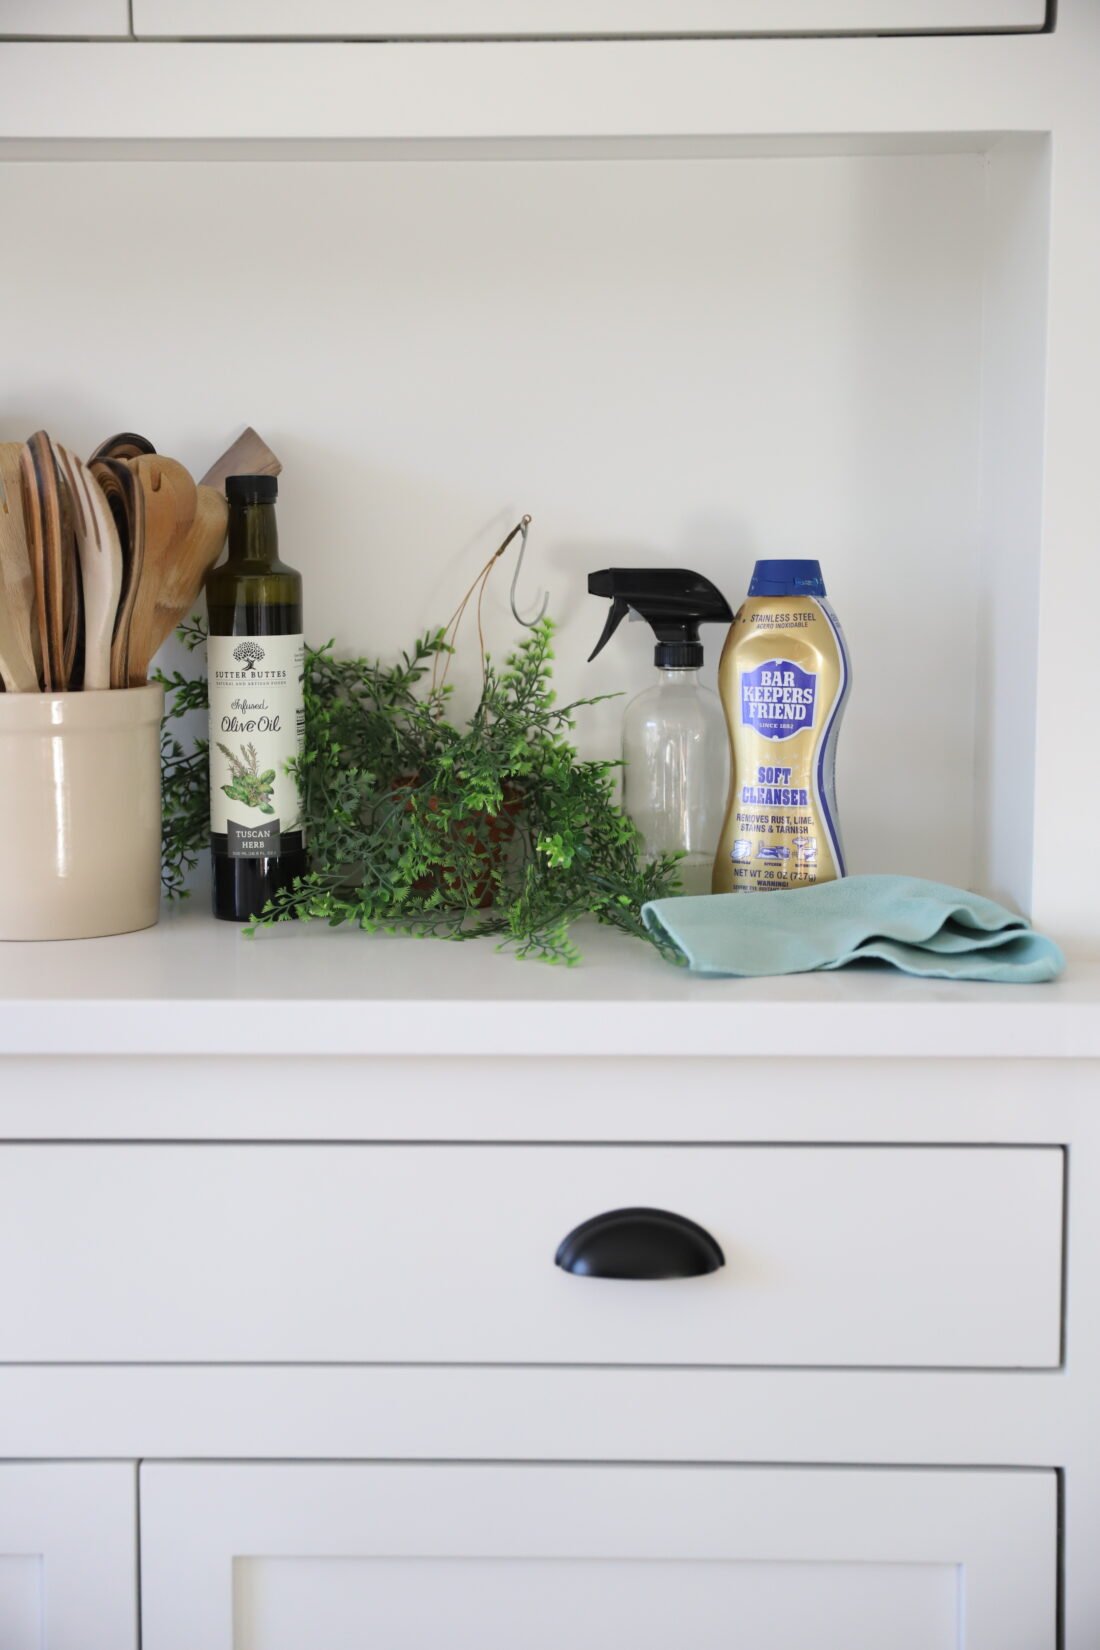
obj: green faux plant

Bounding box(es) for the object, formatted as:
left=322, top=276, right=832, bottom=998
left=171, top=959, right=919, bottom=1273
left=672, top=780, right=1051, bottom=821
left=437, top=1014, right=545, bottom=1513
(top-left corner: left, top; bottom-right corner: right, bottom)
left=157, top=617, right=211, bottom=901
left=157, top=617, right=681, bottom=964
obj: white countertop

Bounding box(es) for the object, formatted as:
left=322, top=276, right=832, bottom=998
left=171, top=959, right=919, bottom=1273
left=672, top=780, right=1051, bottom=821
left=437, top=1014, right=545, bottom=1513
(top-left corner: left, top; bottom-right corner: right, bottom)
left=0, top=900, right=1093, bottom=1059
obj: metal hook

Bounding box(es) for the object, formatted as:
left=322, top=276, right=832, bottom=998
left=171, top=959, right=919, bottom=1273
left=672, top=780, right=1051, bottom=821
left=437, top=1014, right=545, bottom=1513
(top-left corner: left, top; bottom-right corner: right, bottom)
left=508, top=514, right=549, bottom=629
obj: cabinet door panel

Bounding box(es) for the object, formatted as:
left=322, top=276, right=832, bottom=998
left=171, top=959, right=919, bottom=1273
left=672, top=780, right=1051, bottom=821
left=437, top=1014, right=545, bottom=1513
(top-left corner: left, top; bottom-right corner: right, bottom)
left=140, top=1462, right=1056, bottom=1650
left=234, top=1555, right=955, bottom=1650
left=0, top=1464, right=137, bottom=1650
left=0, top=1557, right=42, bottom=1650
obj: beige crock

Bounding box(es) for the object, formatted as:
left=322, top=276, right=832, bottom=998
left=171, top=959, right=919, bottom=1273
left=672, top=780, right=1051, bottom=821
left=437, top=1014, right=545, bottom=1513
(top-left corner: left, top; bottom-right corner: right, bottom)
left=0, top=684, right=164, bottom=940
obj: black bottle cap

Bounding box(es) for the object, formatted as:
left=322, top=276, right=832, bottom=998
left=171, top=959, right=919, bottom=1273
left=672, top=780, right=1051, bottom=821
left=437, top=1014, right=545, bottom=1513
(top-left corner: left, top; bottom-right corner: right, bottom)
left=655, top=641, right=704, bottom=669
left=226, top=474, right=278, bottom=504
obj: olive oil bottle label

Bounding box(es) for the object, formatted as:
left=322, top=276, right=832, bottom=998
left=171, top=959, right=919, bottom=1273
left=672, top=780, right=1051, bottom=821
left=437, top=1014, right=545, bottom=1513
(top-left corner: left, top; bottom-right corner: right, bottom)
left=208, top=634, right=306, bottom=858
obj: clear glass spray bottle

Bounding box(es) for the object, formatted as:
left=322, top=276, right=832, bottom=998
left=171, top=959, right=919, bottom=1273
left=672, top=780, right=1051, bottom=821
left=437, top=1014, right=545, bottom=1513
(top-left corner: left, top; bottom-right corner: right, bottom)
left=588, top=568, right=733, bottom=896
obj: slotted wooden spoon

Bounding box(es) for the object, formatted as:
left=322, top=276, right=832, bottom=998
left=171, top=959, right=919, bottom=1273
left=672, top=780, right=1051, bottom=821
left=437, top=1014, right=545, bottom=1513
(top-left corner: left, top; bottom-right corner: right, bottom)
left=54, top=443, right=123, bottom=692
left=144, top=483, right=228, bottom=662
left=124, top=454, right=197, bottom=686
left=20, top=431, right=77, bottom=691
left=0, top=442, right=41, bottom=691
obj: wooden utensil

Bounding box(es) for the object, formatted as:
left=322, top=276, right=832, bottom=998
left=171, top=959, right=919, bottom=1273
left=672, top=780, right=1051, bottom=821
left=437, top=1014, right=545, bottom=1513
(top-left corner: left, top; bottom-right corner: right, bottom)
left=91, top=457, right=145, bottom=689
left=20, top=431, right=77, bottom=692
left=0, top=442, right=41, bottom=691
left=200, top=426, right=281, bottom=492
left=124, top=454, right=197, bottom=686
left=54, top=443, right=123, bottom=693
left=145, top=483, right=229, bottom=660
left=89, top=432, right=156, bottom=464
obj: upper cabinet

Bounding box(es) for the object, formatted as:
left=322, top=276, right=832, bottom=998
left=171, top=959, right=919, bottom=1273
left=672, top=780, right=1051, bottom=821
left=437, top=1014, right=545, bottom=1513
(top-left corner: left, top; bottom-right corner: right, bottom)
left=130, top=0, right=1049, bottom=39
left=0, top=0, right=129, bottom=34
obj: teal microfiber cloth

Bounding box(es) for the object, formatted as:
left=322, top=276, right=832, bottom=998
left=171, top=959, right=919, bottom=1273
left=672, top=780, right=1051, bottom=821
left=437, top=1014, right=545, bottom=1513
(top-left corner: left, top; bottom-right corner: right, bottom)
left=641, top=874, right=1065, bottom=982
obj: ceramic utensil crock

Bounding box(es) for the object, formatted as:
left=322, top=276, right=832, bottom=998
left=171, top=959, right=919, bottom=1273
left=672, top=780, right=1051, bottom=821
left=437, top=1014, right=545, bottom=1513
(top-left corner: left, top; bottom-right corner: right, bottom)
left=0, top=683, right=163, bottom=940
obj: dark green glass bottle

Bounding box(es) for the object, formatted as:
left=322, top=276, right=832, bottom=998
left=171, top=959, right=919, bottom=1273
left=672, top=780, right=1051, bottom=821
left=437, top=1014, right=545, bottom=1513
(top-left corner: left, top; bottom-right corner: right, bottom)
left=206, top=475, right=307, bottom=922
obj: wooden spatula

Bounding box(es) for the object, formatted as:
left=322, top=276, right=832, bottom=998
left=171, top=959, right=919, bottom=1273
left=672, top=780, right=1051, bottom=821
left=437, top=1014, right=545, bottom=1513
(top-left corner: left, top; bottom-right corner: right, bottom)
left=20, top=431, right=77, bottom=692
left=92, top=457, right=145, bottom=690
left=124, top=454, right=197, bottom=686
left=200, top=426, right=281, bottom=492
left=145, top=483, right=229, bottom=660
left=0, top=442, right=41, bottom=691
left=54, top=443, right=123, bottom=692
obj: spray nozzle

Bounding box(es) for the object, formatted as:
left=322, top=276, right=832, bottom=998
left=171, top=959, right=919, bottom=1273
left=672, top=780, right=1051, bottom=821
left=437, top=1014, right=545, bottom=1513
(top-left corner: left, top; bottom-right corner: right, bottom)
left=587, top=568, right=733, bottom=668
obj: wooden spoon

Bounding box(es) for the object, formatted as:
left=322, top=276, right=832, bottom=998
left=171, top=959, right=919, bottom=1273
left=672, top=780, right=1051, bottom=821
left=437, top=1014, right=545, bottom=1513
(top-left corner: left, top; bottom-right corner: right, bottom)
left=0, top=442, right=41, bottom=691
left=89, top=432, right=157, bottom=464
left=20, top=431, right=77, bottom=692
left=54, top=443, right=123, bottom=692
left=124, top=454, right=197, bottom=686
left=92, top=457, right=144, bottom=689
left=200, top=426, right=281, bottom=492
left=145, top=483, right=229, bottom=660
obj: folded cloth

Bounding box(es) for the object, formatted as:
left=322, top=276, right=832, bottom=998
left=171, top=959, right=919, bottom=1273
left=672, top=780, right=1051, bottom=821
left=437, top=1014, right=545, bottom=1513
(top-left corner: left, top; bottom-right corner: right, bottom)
left=641, top=874, right=1065, bottom=982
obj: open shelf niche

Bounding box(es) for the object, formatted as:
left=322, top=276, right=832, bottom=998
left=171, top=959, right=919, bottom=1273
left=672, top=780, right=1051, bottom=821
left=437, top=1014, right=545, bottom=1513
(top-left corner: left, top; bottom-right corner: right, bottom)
left=0, top=132, right=1049, bottom=917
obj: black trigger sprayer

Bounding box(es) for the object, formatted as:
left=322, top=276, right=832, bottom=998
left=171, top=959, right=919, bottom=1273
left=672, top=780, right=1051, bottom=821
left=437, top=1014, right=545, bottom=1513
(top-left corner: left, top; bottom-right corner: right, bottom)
left=587, top=568, right=734, bottom=895
left=587, top=568, right=733, bottom=667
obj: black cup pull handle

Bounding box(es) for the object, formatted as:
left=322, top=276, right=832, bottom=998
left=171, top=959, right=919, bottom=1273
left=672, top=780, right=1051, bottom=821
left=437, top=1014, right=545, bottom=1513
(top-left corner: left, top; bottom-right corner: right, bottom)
left=554, top=1206, right=725, bottom=1280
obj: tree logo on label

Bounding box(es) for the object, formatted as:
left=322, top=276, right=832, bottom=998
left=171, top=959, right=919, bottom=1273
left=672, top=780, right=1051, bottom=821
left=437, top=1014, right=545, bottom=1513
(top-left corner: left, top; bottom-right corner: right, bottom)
left=233, top=641, right=266, bottom=673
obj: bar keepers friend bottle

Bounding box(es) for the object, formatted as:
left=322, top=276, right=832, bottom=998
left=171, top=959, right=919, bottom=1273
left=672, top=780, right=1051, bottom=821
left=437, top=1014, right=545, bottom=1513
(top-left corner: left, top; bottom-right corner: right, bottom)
left=207, top=475, right=307, bottom=921
left=713, top=559, right=850, bottom=893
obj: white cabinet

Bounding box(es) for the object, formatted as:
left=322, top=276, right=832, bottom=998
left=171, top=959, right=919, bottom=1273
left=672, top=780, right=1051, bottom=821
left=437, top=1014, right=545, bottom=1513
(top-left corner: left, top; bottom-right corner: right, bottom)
left=140, top=1462, right=1057, bottom=1650
left=131, top=1, right=1048, bottom=39
left=0, top=1464, right=137, bottom=1650
left=1, top=2, right=1098, bottom=1641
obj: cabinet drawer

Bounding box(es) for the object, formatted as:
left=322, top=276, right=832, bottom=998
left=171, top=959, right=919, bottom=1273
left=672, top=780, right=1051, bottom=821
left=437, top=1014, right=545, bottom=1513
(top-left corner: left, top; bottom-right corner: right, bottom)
left=140, top=1462, right=1057, bottom=1650
left=0, top=1144, right=1062, bottom=1367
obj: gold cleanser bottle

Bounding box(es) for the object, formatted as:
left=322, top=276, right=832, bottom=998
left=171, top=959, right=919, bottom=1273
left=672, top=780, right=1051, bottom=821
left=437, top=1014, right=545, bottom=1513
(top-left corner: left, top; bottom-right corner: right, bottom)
left=713, top=559, right=850, bottom=893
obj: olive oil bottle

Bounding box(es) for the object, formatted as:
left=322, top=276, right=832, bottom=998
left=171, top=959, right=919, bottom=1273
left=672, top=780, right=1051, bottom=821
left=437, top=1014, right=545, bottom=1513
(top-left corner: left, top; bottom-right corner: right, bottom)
left=206, top=475, right=307, bottom=921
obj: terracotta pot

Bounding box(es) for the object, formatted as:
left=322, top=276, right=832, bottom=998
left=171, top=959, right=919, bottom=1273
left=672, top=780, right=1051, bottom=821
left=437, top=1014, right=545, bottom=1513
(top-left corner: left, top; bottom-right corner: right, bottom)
left=0, top=684, right=164, bottom=940
left=396, top=776, right=522, bottom=908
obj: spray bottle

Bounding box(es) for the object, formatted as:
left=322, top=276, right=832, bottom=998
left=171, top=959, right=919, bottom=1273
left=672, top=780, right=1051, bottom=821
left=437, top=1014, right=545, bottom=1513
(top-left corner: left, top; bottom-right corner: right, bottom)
left=588, top=568, right=733, bottom=896
left=714, top=558, right=850, bottom=893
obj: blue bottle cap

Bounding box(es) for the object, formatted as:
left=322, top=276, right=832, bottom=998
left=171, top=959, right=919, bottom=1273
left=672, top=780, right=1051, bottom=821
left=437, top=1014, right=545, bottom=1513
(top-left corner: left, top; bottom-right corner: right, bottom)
left=747, top=559, right=826, bottom=598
